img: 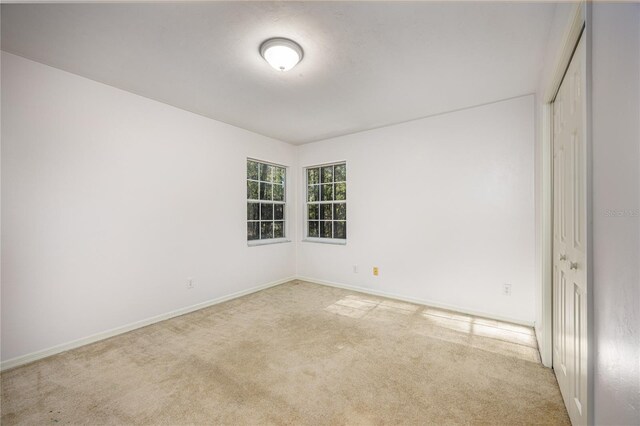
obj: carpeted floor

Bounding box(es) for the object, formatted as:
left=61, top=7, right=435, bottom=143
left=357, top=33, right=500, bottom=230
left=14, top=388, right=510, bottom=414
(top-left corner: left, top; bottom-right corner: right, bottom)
left=1, top=280, right=570, bottom=425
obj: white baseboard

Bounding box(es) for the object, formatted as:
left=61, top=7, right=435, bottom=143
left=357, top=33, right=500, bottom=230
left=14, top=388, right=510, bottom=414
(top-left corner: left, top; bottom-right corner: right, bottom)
left=2, top=275, right=533, bottom=371
left=534, top=325, right=552, bottom=368
left=0, top=276, right=296, bottom=372
left=297, top=276, right=534, bottom=327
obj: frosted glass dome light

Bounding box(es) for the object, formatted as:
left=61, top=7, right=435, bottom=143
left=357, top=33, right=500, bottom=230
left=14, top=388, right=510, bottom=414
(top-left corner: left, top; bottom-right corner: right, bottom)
left=260, top=38, right=303, bottom=72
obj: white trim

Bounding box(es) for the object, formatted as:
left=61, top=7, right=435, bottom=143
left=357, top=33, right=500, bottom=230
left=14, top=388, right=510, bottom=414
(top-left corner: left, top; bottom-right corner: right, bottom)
left=534, top=326, right=545, bottom=363
left=247, top=238, right=291, bottom=247
left=0, top=276, right=296, bottom=372
left=584, top=5, right=594, bottom=423
left=544, top=5, right=586, bottom=103
left=246, top=157, right=287, bottom=169
left=301, top=159, right=348, bottom=169
left=539, top=100, right=554, bottom=368
left=302, top=238, right=346, bottom=246
left=2, top=275, right=535, bottom=372
left=297, top=276, right=534, bottom=327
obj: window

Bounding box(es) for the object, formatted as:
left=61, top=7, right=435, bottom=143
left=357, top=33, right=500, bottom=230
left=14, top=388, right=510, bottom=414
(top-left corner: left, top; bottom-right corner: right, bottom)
left=247, top=159, right=286, bottom=242
left=305, top=162, right=346, bottom=241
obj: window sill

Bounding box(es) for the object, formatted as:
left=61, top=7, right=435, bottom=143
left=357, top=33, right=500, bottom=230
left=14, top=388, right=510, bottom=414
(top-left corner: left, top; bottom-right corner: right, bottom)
left=302, top=238, right=347, bottom=246
left=247, top=238, right=291, bottom=247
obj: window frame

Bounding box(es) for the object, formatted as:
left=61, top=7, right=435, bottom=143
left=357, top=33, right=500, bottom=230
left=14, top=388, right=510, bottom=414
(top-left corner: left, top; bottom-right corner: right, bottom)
left=303, top=161, right=347, bottom=245
left=247, top=158, right=290, bottom=247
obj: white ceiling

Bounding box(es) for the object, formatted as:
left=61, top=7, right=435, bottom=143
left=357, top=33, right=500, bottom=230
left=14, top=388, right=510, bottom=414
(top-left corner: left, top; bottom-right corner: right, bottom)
left=1, top=2, right=557, bottom=144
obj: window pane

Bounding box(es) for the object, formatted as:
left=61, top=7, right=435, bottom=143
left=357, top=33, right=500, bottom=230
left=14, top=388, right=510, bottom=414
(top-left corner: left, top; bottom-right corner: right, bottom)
left=334, top=221, right=346, bottom=239
left=320, top=221, right=332, bottom=238
left=334, top=164, right=346, bottom=182
left=308, top=221, right=319, bottom=238
left=274, top=221, right=284, bottom=238
left=247, top=202, right=260, bottom=220
left=320, top=203, right=332, bottom=220
left=260, top=182, right=272, bottom=200
left=273, top=167, right=285, bottom=185
left=261, top=203, right=274, bottom=220
left=307, top=168, right=319, bottom=185
left=260, top=163, right=273, bottom=182
left=247, top=222, right=259, bottom=240
left=247, top=160, right=259, bottom=180
left=247, top=181, right=259, bottom=200
left=321, top=184, right=333, bottom=201
left=274, top=204, right=284, bottom=220
left=335, top=182, right=346, bottom=201
left=308, top=204, right=319, bottom=220
left=307, top=185, right=319, bottom=202
left=260, top=222, right=273, bottom=239
left=273, top=184, right=284, bottom=201
left=248, top=160, right=287, bottom=242
left=305, top=162, right=346, bottom=241
left=321, top=166, right=334, bottom=183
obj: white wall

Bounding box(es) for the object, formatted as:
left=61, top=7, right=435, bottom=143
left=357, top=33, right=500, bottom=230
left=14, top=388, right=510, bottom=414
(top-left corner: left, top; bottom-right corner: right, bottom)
left=297, top=96, right=536, bottom=324
left=1, top=52, right=297, bottom=362
left=1, top=53, right=539, bottom=363
left=590, top=4, right=640, bottom=424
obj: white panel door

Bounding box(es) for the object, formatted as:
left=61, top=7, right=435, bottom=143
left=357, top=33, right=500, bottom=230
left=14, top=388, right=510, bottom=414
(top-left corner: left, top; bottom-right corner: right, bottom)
left=552, top=33, right=588, bottom=426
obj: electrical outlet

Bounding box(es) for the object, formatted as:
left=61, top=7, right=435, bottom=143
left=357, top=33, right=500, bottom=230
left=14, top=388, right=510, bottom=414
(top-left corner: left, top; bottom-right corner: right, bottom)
left=503, top=283, right=511, bottom=296
left=187, top=278, right=194, bottom=289
left=353, top=265, right=359, bottom=273
left=373, top=267, right=379, bottom=276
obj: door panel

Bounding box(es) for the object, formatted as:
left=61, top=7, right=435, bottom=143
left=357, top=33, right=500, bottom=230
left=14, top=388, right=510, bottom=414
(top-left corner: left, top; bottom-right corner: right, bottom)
left=552, top=33, right=587, bottom=426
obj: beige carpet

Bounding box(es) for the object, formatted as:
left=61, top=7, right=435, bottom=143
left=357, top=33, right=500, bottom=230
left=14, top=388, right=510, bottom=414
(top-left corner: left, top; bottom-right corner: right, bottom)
left=1, top=281, right=569, bottom=425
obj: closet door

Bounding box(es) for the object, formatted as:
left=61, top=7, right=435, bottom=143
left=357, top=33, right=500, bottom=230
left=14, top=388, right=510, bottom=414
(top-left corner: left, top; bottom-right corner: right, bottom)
left=552, top=32, right=587, bottom=426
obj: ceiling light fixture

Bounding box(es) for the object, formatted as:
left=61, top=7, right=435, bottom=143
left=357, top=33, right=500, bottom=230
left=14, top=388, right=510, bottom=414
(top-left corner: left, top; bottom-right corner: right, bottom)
left=260, top=38, right=303, bottom=72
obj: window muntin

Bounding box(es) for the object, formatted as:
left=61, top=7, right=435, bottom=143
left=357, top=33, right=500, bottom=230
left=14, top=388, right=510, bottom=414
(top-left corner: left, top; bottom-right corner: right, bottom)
left=306, top=162, right=346, bottom=240
left=247, top=159, right=286, bottom=241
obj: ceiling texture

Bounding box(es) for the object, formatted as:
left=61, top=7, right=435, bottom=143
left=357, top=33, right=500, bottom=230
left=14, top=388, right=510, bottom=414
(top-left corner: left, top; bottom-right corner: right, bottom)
left=1, top=2, right=557, bottom=144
